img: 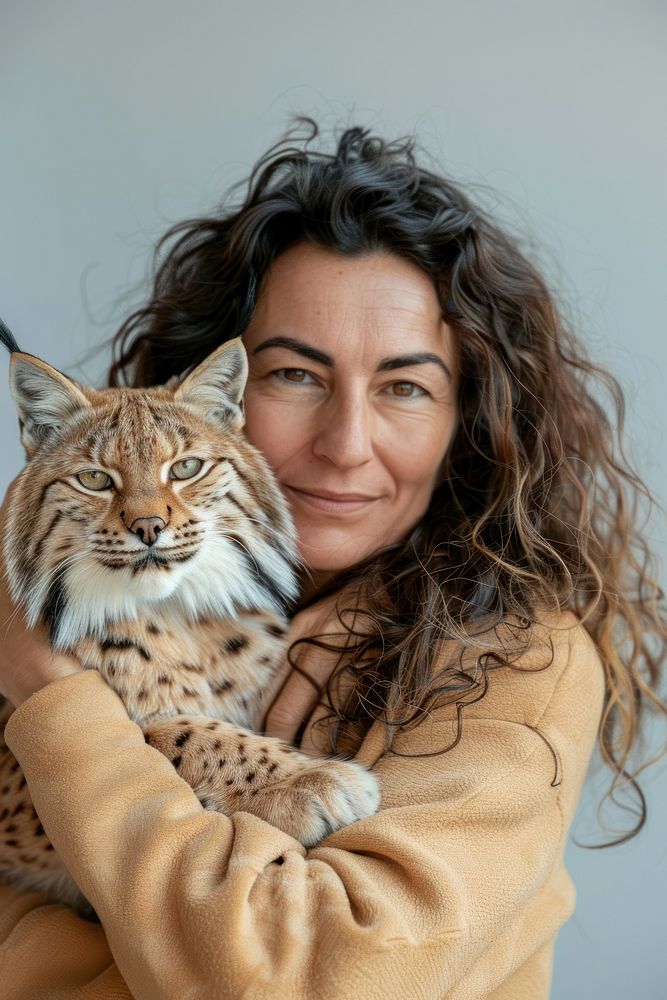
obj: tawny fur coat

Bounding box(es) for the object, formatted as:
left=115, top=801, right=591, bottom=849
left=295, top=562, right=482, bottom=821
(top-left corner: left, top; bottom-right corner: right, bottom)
left=0, top=608, right=604, bottom=1000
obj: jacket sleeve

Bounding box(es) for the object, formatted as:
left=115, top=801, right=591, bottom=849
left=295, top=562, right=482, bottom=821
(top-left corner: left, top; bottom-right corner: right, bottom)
left=0, top=879, right=130, bottom=998
left=2, top=612, right=605, bottom=1000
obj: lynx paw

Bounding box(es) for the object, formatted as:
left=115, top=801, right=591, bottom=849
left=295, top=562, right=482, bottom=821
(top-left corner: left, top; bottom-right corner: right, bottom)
left=257, top=758, right=381, bottom=846
left=142, top=715, right=381, bottom=846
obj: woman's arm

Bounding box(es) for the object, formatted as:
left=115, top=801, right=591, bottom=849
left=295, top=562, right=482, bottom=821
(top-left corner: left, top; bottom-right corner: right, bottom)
left=0, top=487, right=82, bottom=709
left=0, top=576, right=82, bottom=709
left=2, top=611, right=604, bottom=1000
left=0, top=879, right=129, bottom=998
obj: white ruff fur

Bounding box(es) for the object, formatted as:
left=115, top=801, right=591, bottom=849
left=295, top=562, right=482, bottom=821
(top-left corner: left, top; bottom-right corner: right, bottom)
left=26, top=530, right=297, bottom=650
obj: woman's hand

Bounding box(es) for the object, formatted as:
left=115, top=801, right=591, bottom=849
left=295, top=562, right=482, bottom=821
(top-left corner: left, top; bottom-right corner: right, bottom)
left=0, top=479, right=82, bottom=710
left=262, top=591, right=359, bottom=753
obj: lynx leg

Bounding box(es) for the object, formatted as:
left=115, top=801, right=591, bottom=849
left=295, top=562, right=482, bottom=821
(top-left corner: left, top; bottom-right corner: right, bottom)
left=144, top=716, right=380, bottom=847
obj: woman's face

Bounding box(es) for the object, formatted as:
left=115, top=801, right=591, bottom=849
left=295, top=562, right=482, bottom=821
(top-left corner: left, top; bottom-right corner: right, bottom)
left=242, top=242, right=459, bottom=582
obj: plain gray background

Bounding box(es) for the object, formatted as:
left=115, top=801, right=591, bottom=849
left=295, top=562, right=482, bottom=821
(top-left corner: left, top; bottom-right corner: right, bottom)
left=2, top=1, right=666, bottom=996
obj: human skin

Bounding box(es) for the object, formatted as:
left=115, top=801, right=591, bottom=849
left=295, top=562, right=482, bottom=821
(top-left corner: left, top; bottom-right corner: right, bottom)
left=0, top=244, right=459, bottom=740
left=0, top=495, right=82, bottom=709
left=243, top=243, right=460, bottom=738
left=242, top=243, right=459, bottom=585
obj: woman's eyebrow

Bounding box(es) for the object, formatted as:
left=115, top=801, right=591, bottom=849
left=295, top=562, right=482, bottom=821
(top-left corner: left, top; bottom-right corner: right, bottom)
left=252, top=336, right=452, bottom=382
left=251, top=336, right=333, bottom=367
left=377, top=353, right=452, bottom=382
left=252, top=337, right=336, bottom=368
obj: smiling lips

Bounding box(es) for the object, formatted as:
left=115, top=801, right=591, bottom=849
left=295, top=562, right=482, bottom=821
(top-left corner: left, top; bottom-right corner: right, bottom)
left=285, top=486, right=381, bottom=515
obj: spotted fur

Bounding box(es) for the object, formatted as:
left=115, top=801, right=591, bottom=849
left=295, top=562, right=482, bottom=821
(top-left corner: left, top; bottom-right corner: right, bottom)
left=0, top=335, right=380, bottom=918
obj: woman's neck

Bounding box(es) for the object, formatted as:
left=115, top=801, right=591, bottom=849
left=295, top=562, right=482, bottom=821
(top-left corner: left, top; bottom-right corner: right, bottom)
left=296, top=570, right=340, bottom=609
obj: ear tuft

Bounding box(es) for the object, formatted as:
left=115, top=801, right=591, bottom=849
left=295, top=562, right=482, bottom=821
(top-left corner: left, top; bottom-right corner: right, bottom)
left=0, top=317, right=21, bottom=354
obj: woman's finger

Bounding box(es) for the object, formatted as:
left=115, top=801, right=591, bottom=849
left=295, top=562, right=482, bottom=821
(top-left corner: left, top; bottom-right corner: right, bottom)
left=262, top=594, right=349, bottom=742
left=263, top=665, right=323, bottom=743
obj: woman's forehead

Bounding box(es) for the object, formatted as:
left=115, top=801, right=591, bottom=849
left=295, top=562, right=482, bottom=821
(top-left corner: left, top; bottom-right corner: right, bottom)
left=245, top=243, right=454, bottom=363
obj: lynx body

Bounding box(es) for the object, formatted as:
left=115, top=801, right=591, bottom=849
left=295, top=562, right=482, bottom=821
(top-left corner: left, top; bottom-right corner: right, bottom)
left=0, top=331, right=380, bottom=916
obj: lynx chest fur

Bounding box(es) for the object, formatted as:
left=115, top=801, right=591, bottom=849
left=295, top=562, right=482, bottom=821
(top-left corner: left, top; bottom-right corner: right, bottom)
left=73, top=611, right=287, bottom=728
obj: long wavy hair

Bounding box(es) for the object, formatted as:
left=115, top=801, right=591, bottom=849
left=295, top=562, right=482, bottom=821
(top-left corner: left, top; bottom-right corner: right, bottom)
left=109, top=118, right=667, bottom=846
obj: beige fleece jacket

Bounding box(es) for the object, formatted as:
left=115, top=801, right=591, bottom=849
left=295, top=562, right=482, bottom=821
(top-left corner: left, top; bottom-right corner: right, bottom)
left=0, top=609, right=604, bottom=1000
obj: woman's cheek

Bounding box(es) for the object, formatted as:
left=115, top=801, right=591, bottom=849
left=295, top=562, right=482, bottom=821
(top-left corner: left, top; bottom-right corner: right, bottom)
left=243, top=392, right=310, bottom=469
left=382, top=408, right=453, bottom=476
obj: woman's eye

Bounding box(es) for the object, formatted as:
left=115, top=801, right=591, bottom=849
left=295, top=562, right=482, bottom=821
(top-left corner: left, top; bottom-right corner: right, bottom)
left=273, top=368, right=316, bottom=385
left=170, top=458, right=204, bottom=480
left=387, top=381, right=426, bottom=398
left=77, top=470, right=113, bottom=491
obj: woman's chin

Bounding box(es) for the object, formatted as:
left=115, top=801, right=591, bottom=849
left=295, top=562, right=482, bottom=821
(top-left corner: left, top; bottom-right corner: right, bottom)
left=297, top=529, right=383, bottom=577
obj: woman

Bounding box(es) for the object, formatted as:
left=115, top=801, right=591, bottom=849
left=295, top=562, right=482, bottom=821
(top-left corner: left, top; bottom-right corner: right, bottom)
left=0, top=120, right=665, bottom=999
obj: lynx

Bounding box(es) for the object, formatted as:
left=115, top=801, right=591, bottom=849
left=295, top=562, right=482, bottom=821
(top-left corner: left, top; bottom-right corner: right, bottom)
left=0, top=323, right=379, bottom=917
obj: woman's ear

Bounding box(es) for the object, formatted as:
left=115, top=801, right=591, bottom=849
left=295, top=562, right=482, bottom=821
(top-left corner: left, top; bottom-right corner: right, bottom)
left=173, top=338, right=248, bottom=430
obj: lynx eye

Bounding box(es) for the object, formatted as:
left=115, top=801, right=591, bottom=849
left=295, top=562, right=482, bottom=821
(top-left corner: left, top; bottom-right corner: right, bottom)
left=170, top=458, right=203, bottom=480
left=77, top=470, right=113, bottom=491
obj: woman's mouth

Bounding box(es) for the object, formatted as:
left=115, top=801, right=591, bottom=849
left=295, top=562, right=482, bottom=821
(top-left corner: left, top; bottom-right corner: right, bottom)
left=284, top=486, right=381, bottom=515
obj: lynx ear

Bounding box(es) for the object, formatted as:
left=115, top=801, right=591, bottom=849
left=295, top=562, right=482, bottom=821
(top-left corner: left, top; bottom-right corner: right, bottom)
left=9, top=353, right=91, bottom=457
left=174, top=338, right=248, bottom=430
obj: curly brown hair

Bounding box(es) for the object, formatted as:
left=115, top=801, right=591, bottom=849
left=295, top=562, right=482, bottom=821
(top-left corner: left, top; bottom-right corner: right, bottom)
left=109, top=118, right=667, bottom=846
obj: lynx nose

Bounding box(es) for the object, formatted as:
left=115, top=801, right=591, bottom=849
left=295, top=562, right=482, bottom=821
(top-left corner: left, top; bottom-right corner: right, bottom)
left=129, top=516, right=166, bottom=547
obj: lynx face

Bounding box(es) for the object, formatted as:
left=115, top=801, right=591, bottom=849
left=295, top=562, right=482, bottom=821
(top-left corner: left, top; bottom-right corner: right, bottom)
left=3, top=339, right=299, bottom=649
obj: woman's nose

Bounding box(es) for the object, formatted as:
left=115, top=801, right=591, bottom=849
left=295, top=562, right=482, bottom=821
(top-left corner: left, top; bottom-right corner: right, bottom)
left=311, top=393, right=374, bottom=469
